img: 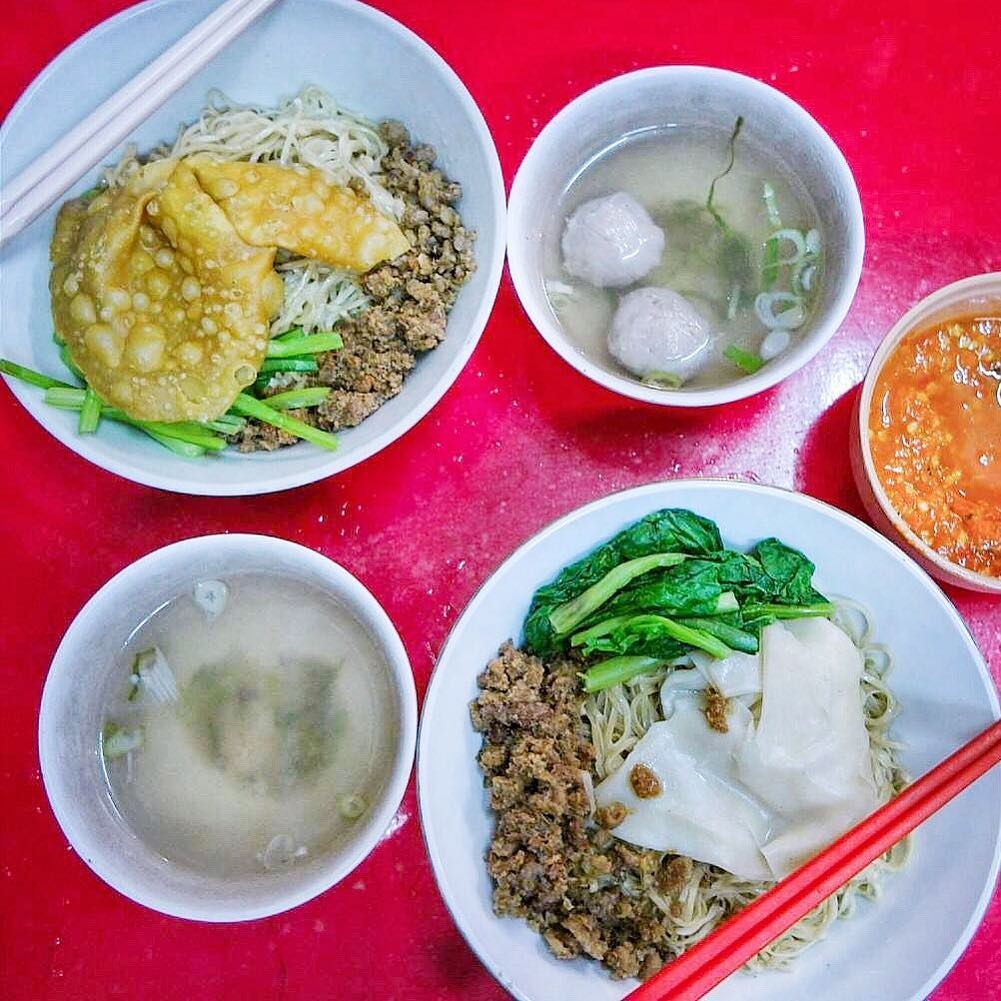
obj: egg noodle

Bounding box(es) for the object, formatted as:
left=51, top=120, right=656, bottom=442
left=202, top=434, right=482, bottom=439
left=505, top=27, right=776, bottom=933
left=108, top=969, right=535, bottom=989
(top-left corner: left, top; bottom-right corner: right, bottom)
left=582, top=600, right=911, bottom=971
left=103, top=86, right=394, bottom=335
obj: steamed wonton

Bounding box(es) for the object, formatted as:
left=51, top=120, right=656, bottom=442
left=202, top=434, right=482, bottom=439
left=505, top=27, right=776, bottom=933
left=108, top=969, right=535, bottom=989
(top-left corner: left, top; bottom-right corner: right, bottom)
left=191, top=160, right=410, bottom=272
left=50, top=161, right=283, bottom=422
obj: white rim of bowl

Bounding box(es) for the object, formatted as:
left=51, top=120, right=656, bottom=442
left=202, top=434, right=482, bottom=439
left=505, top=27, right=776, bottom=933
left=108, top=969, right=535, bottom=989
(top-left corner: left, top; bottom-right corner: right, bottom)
left=38, top=533, right=418, bottom=922
left=857, top=271, right=1001, bottom=592
left=0, top=0, right=507, bottom=496
left=417, top=478, right=1001, bottom=1001
left=507, top=66, right=865, bottom=408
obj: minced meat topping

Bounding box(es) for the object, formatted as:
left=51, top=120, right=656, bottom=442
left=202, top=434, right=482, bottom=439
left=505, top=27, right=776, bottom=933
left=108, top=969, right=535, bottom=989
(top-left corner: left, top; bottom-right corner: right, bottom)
left=470, top=643, right=695, bottom=981
left=232, top=120, right=475, bottom=451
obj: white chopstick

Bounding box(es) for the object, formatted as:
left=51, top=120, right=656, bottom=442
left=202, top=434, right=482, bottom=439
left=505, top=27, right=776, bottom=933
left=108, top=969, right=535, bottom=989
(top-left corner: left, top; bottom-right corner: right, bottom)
left=0, top=0, right=281, bottom=248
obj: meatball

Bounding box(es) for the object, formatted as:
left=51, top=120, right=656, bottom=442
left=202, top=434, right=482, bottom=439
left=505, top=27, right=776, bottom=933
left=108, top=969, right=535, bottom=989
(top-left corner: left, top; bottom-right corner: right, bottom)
left=608, top=287, right=713, bottom=383
left=561, top=192, right=665, bottom=288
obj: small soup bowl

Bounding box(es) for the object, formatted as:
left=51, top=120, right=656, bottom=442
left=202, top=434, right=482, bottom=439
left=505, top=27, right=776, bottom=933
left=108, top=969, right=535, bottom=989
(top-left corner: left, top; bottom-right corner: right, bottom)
left=38, top=534, right=417, bottom=921
left=507, top=65, right=864, bottom=407
left=851, top=272, right=1001, bottom=594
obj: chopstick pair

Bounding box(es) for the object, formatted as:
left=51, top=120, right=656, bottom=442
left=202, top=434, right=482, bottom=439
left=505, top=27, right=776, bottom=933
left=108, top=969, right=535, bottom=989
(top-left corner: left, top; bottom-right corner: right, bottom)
left=0, top=0, right=281, bottom=248
left=628, top=717, right=1001, bottom=1001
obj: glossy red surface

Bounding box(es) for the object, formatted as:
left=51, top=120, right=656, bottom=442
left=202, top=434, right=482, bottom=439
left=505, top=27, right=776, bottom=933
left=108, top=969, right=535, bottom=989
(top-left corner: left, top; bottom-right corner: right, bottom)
left=2, top=2, right=999, bottom=998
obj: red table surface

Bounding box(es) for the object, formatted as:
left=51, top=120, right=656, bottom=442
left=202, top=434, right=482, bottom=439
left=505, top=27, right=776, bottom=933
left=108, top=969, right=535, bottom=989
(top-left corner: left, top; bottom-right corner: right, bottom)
left=2, top=1, right=1000, bottom=998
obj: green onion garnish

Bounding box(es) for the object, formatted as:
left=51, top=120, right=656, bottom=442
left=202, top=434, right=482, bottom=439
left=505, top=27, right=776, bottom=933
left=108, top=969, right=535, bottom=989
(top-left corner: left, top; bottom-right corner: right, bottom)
left=230, top=393, right=338, bottom=451
left=267, top=331, right=343, bottom=358
left=724, top=344, right=765, bottom=375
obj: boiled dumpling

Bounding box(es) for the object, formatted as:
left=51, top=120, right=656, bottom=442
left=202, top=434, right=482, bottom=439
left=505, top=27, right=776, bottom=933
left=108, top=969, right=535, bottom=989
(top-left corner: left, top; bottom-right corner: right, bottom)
left=608, top=287, right=712, bottom=383
left=561, top=192, right=664, bottom=288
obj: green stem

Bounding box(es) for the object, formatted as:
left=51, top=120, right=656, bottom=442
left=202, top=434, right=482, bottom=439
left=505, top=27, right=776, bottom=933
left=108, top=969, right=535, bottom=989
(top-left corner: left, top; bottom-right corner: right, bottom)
left=582, top=656, right=667, bottom=694
left=267, top=332, right=343, bottom=357
left=230, top=393, right=338, bottom=451
left=78, top=387, right=102, bottom=434
left=258, top=357, right=319, bottom=374
left=676, top=617, right=758, bottom=654
left=617, top=613, right=732, bottom=659
left=263, top=387, right=331, bottom=410
left=743, top=602, right=835, bottom=621
left=570, top=614, right=638, bottom=648
left=548, top=553, right=688, bottom=638
left=0, top=359, right=74, bottom=391
left=705, top=115, right=744, bottom=228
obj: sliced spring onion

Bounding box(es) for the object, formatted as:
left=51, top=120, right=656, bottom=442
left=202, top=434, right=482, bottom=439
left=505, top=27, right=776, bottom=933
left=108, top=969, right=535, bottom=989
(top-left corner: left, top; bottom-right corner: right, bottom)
left=760, top=328, right=792, bottom=361
left=267, top=331, right=343, bottom=358
left=132, top=647, right=180, bottom=704
left=642, top=370, right=684, bottom=390
left=771, top=228, right=808, bottom=266
left=0, top=359, right=74, bottom=391
left=193, top=580, right=229, bottom=622
left=723, top=344, right=764, bottom=375
left=102, top=722, right=144, bottom=759
left=755, top=292, right=805, bottom=330
left=581, top=656, right=667, bottom=694
left=258, top=357, right=319, bottom=375
left=142, top=431, right=206, bottom=457
left=263, top=387, right=331, bottom=410
left=805, top=228, right=821, bottom=254
left=761, top=235, right=780, bottom=290
left=78, top=387, right=102, bottom=434
left=762, top=181, right=783, bottom=230
left=230, top=393, right=338, bottom=451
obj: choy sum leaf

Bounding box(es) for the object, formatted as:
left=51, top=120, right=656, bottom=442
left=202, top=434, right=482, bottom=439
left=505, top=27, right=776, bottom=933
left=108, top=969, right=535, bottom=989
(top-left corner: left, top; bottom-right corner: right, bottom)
left=522, top=509, right=724, bottom=655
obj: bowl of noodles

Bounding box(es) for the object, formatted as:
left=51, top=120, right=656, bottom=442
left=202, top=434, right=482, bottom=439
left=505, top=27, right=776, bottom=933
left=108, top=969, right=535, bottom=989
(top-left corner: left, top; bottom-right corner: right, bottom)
left=417, top=480, right=1001, bottom=1001
left=0, top=0, right=505, bottom=495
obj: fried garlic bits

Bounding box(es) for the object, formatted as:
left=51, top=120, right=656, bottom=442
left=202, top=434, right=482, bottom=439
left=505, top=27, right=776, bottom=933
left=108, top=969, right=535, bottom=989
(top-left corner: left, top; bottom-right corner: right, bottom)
left=191, top=160, right=410, bottom=272
left=50, top=161, right=283, bottom=422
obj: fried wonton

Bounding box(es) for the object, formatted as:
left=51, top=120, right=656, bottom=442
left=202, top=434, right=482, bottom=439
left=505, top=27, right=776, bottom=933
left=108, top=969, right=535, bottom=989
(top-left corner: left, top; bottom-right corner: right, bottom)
left=191, top=160, right=410, bottom=272
left=50, top=161, right=283, bottom=422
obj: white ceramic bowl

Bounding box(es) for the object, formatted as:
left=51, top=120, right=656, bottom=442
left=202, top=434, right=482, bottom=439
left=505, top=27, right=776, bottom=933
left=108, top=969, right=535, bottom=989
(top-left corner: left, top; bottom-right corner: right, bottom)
left=39, top=534, right=417, bottom=922
left=0, top=0, right=505, bottom=495
left=418, top=480, right=1001, bottom=1001
left=507, top=67, right=864, bottom=407
left=851, top=272, right=1001, bottom=594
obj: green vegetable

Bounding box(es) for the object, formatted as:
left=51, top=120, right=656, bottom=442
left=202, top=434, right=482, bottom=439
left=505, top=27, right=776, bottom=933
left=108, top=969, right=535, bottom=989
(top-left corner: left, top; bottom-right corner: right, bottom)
left=43, top=388, right=227, bottom=451
left=202, top=415, right=246, bottom=434
left=762, top=234, right=780, bottom=289
left=723, top=344, right=764, bottom=375
left=258, top=357, right=319, bottom=375
left=762, top=181, right=783, bottom=230
left=523, top=509, right=724, bottom=655
left=675, top=616, right=759, bottom=654
left=267, top=331, right=343, bottom=358
left=231, top=393, right=338, bottom=451
left=78, top=387, right=102, bottom=434
left=548, top=552, right=688, bottom=638
left=705, top=115, right=744, bottom=229
left=580, top=613, right=732, bottom=661
left=263, top=387, right=331, bottom=411
left=581, top=656, right=668, bottom=694
left=101, top=722, right=143, bottom=759
left=642, top=371, right=684, bottom=390
left=0, top=359, right=74, bottom=391
left=522, top=510, right=832, bottom=692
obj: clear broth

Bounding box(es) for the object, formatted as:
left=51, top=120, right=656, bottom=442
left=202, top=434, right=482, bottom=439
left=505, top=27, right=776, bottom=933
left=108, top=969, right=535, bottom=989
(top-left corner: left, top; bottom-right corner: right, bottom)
left=100, top=571, right=397, bottom=877
left=543, top=124, right=822, bottom=389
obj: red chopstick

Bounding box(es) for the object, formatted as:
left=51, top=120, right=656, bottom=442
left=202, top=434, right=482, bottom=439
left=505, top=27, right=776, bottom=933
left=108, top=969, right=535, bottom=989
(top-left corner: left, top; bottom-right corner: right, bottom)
left=628, top=717, right=1001, bottom=1001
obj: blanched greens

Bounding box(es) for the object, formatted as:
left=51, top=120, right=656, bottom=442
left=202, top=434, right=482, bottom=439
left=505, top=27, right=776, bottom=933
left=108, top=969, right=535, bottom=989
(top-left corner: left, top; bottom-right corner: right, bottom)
left=521, top=509, right=832, bottom=692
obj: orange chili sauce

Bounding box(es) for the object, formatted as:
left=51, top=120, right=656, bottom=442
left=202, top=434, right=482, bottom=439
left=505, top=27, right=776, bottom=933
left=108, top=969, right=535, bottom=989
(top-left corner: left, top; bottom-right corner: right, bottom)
left=868, top=313, right=1001, bottom=578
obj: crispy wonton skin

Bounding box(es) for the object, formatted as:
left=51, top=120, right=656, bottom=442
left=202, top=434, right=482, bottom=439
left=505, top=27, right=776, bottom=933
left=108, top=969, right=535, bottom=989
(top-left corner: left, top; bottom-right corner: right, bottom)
left=50, top=160, right=283, bottom=423
left=191, top=160, right=410, bottom=273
